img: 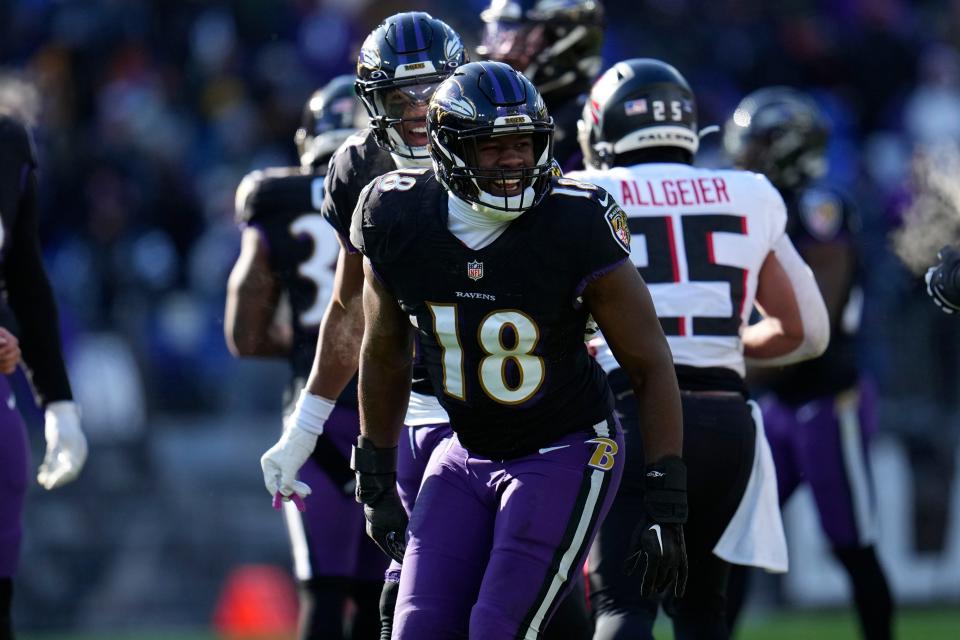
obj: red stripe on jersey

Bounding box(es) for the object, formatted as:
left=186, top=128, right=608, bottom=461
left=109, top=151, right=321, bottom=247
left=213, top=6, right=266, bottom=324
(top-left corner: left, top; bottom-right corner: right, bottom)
left=738, top=216, right=749, bottom=316
left=665, top=217, right=680, bottom=282
left=678, top=316, right=686, bottom=336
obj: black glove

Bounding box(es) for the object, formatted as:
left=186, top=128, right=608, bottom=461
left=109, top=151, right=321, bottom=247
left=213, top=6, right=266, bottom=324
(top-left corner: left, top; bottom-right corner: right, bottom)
left=351, top=436, right=408, bottom=563
left=926, top=245, right=960, bottom=314
left=624, top=455, right=689, bottom=598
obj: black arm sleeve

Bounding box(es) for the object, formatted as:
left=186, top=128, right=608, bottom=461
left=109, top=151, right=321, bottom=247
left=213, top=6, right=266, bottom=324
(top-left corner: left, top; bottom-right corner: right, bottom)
left=5, top=169, right=73, bottom=405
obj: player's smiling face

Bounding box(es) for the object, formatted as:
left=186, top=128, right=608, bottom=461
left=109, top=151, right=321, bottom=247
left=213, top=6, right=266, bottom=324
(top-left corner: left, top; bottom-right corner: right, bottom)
left=475, top=133, right=535, bottom=197
left=384, top=83, right=437, bottom=148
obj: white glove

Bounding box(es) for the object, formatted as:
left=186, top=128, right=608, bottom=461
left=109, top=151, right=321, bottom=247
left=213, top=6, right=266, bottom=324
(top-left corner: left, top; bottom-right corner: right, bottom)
left=260, top=391, right=335, bottom=501
left=38, top=400, right=88, bottom=490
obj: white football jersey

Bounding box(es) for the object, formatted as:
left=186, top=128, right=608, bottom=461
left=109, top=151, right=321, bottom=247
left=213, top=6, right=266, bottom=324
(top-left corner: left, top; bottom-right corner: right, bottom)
left=568, top=163, right=787, bottom=377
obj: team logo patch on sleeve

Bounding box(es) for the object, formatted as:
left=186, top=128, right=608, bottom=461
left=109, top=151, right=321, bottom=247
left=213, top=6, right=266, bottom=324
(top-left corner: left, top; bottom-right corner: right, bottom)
left=799, top=188, right=844, bottom=241
left=604, top=205, right=631, bottom=253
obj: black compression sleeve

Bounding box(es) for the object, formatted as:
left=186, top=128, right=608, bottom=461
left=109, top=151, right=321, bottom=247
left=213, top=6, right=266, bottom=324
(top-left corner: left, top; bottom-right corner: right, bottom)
left=5, top=169, right=73, bottom=405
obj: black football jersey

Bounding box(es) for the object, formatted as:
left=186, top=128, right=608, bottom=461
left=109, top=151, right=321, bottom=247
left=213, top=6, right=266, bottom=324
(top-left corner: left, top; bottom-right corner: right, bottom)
left=320, top=128, right=437, bottom=396
left=0, top=115, right=72, bottom=404
left=321, top=128, right=396, bottom=253
left=352, top=170, right=631, bottom=458
left=768, top=185, right=861, bottom=404
left=236, top=166, right=356, bottom=402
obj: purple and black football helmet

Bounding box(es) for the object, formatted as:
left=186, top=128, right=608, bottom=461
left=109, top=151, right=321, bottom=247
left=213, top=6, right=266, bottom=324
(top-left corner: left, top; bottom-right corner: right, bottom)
left=295, top=75, right=367, bottom=170
left=477, top=0, right=604, bottom=103
left=723, top=87, right=830, bottom=190
left=428, top=61, right=555, bottom=217
left=356, top=12, right=468, bottom=159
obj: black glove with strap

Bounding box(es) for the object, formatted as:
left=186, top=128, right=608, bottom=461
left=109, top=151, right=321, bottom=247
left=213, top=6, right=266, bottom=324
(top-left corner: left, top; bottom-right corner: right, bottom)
left=351, top=436, right=408, bottom=563
left=926, top=245, right=960, bottom=314
left=624, top=455, right=689, bottom=598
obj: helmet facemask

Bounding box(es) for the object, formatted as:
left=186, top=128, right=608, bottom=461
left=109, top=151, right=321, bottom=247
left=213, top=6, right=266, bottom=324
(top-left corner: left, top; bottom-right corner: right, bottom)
left=355, top=12, right=468, bottom=158
left=432, top=121, right=554, bottom=219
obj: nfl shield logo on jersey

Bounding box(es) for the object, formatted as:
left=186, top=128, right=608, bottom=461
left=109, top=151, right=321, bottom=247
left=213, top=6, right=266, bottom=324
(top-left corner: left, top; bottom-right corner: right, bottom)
left=467, top=260, right=484, bottom=281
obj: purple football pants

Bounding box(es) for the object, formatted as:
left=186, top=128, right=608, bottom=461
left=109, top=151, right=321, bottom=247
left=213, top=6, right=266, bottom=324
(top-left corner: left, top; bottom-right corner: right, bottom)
left=384, top=421, right=454, bottom=583
left=285, top=406, right=388, bottom=582
left=393, top=417, right=623, bottom=639
left=762, top=379, right=879, bottom=549
left=0, top=376, right=27, bottom=578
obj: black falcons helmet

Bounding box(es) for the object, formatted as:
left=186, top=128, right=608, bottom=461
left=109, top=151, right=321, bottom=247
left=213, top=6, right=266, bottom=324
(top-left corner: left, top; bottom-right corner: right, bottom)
left=477, top=0, right=604, bottom=104
left=723, top=86, right=829, bottom=190
left=577, top=58, right=698, bottom=169
left=356, top=12, right=468, bottom=159
left=427, top=60, right=554, bottom=218
left=295, top=75, right=367, bottom=170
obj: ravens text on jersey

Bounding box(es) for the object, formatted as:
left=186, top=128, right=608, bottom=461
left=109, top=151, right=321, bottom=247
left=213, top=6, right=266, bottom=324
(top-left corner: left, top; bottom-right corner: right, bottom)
left=352, top=169, right=631, bottom=458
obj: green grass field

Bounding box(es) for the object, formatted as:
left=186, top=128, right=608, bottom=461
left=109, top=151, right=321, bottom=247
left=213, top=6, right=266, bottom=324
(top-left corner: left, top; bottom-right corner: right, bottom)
left=17, top=607, right=960, bottom=639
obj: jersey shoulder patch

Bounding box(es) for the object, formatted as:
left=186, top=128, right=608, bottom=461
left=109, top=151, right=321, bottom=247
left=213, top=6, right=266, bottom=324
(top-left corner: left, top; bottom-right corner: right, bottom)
left=234, top=168, right=322, bottom=227
left=604, top=202, right=631, bottom=253
left=797, top=186, right=847, bottom=242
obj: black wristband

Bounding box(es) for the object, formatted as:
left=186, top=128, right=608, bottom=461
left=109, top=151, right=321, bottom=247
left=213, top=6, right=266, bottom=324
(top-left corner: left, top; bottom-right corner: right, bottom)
left=350, top=436, right=398, bottom=474
left=643, top=455, right=688, bottom=524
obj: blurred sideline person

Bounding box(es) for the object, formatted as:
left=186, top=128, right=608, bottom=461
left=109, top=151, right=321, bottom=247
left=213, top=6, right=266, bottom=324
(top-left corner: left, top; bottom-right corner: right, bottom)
left=0, top=114, right=87, bottom=640
left=348, top=59, right=684, bottom=639
left=723, top=87, right=894, bottom=640
left=570, top=59, right=830, bottom=640
left=225, top=75, right=385, bottom=640
left=926, top=245, right=960, bottom=313
left=259, top=12, right=466, bottom=639
left=478, top=0, right=604, bottom=171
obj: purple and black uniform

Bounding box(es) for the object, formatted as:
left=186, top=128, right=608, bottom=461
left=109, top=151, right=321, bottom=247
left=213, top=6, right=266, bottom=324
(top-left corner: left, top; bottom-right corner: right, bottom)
left=321, top=130, right=453, bottom=548
left=351, top=170, right=626, bottom=638
left=761, top=186, right=879, bottom=549
left=0, top=116, right=74, bottom=579
left=236, top=167, right=387, bottom=586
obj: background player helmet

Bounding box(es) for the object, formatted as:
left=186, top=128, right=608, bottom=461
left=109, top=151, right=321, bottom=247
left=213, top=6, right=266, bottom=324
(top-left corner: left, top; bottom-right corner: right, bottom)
left=427, top=61, right=555, bottom=218
left=295, top=75, right=367, bottom=170
left=577, top=58, right=699, bottom=169
left=722, top=86, right=829, bottom=190
left=477, top=0, right=604, bottom=103
left=356, top=12, right=468, bottom=159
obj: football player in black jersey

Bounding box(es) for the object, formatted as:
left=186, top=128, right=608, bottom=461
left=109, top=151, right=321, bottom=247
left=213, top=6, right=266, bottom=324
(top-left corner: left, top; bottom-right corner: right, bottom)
left=347, top=59, right=684, bottom=639
left=724, top=88, right=894, bottom=640
left=225, top=74, right=384, bottom=640
left=0, top=114, right=87, bottom=640
left=258, top=12, right=468, bottom=640
left=477, top=0, right=604, bottom=171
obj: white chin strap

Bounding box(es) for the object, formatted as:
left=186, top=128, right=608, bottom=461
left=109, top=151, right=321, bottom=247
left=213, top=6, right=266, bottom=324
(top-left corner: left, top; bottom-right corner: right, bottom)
left=474, top=186, right=536, bottom=221
left=392, top=152, right=432, bottom=169
left=386, top=127, right=430, bottom=162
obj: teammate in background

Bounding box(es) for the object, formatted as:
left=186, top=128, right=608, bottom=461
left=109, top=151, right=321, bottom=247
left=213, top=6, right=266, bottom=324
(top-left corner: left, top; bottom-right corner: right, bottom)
left=926, top=245, right=960, bottom=313
left=225, top=76, right=384, bottom=640
left=258, top=12, right=466, bottom=639
left=570, top=59, right=830, bottom=640
left=723, top=87, right=894, bottom=640
left=477, top=0, right=604, bottom=170
left=0, top=114, right=87, bottom=640
left=347, top=59, right=684, bottom=638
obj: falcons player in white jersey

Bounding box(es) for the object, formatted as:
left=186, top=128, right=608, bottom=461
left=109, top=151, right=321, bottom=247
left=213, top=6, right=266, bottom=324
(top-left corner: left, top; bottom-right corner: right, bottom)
left=568, top=59, right=830, bottom=640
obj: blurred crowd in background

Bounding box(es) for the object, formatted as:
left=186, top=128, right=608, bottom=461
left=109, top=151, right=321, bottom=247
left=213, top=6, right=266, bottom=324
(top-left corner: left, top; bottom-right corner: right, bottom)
left=3, top=0, right=960, bottom=633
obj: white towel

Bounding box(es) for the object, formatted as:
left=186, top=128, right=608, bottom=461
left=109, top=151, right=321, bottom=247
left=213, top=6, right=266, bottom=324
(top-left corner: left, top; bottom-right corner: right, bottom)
left=713, top=400, right=789, bottom=573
